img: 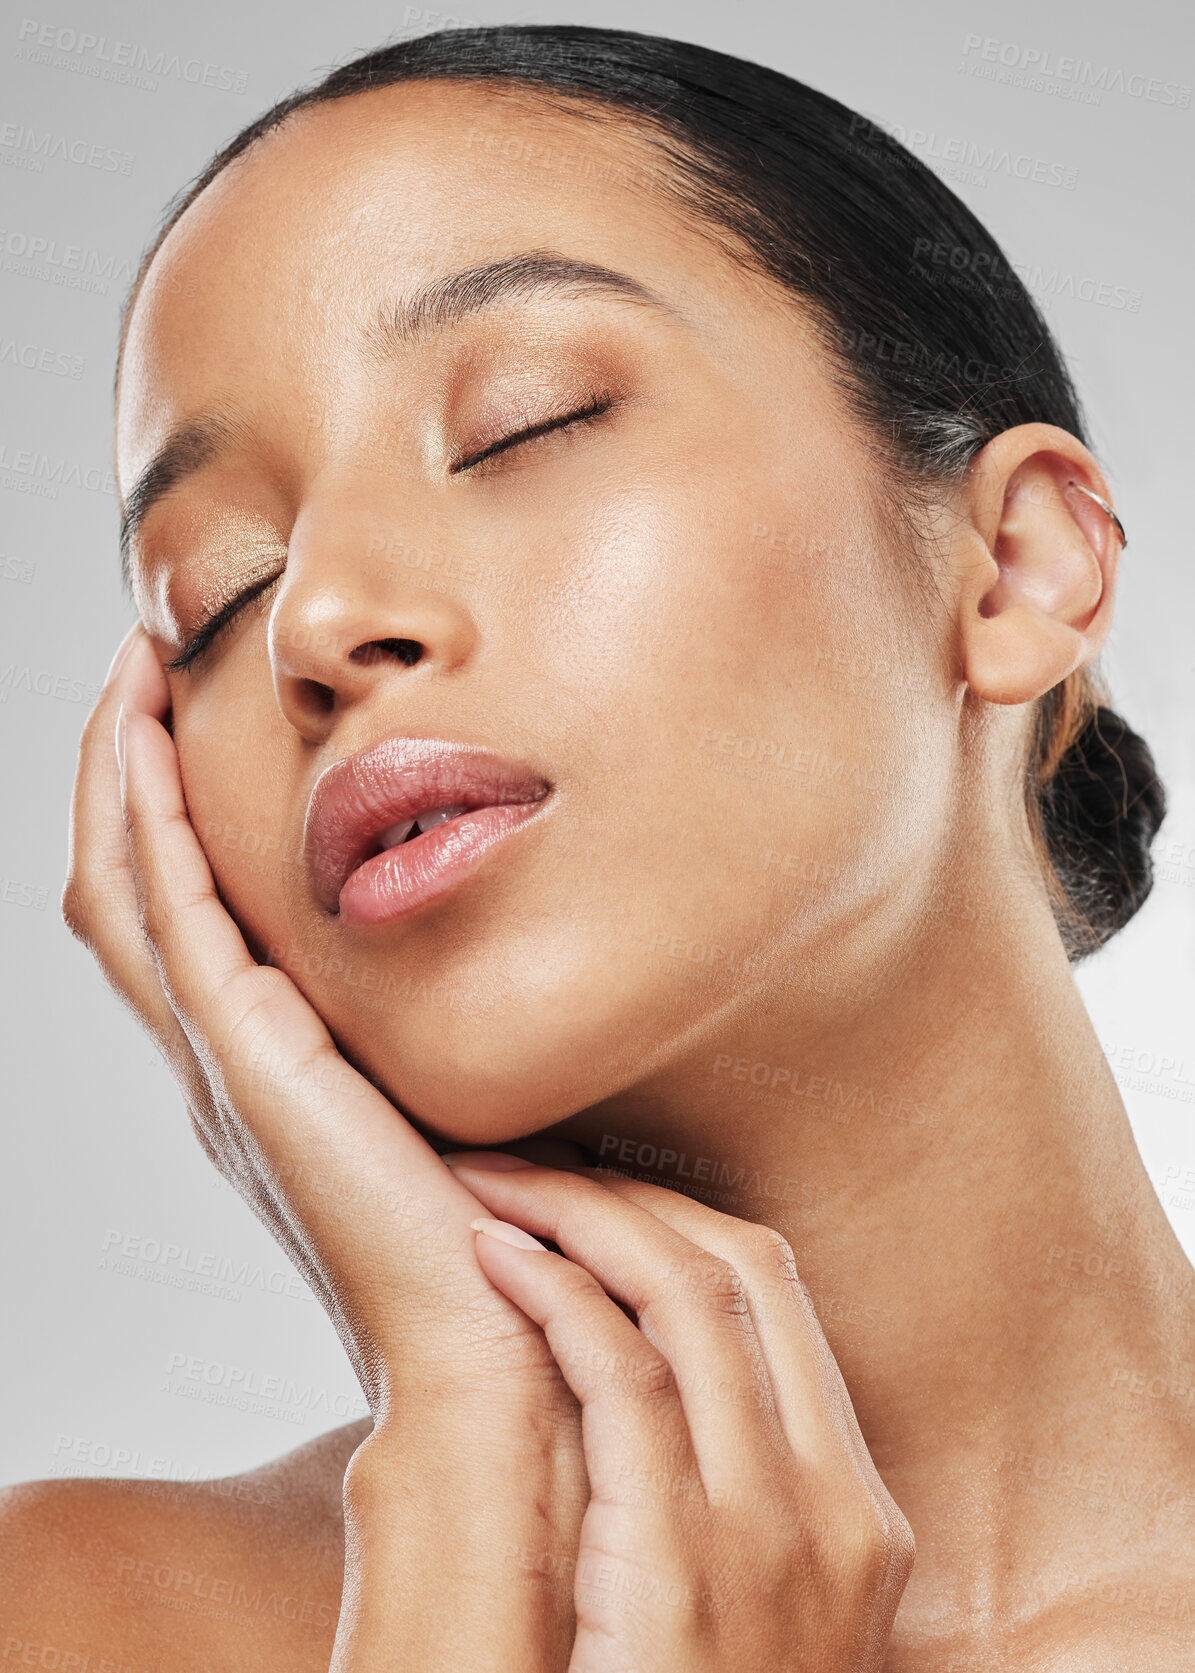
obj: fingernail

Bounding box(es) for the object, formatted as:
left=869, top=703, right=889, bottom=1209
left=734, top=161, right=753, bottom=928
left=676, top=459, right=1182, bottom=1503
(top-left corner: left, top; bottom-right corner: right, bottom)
left=470, top=1217, right=547, bottom=1251
left=115, top=704, right=127, bottom=776
left=105, top=622, right=141, bottom=685
left=444, top=1150, right=533, bottom=1172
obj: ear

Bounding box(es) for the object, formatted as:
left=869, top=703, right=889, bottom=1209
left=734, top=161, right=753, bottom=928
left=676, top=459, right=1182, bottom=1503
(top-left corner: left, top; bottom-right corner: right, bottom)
left=954, top=422, right=1124, bottom=705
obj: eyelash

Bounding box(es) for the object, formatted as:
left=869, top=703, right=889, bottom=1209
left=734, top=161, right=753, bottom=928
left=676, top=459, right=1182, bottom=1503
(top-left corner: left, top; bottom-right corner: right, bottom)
left=450, top=389, right=615, bottom=474
left=164, top=570, right=283, bottom=674
left=166, top=392, right=617, bottom=674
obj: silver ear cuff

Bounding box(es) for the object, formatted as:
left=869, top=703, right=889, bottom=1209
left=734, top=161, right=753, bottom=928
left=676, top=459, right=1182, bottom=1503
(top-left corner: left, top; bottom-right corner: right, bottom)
left=1069, top=481, right=1128, bottom=550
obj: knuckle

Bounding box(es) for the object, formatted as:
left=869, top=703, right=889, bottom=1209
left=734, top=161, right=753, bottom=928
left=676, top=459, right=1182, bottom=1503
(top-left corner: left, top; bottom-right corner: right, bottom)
left=61, top=865, right=128, bottom=949
left=838, top=1493, right=911, bottom=1593
left=556, top=1262, right=607, bottom=1308
left=62, top=847, right=145, bottom=949
left=60, top=877, right=93, bottom=944
left=135, top=894, right=166, bottom=948
left=884, top=1502, right=917, bottom=1581
left=653, top=1249, right=751, bottom=1322
left=178, top=879, right=221, bottom=915
left=739, top=1222, right=799, bottom=1278
left=139, top=880, right=214, bottom=951
left=686, top=1252, right=749, bottom=1318
left=215, top=966, right=295, bottom=1047
left=572, top=1336, right=677, bottom=1403
left=622, top=1348, right=677, bottom=1403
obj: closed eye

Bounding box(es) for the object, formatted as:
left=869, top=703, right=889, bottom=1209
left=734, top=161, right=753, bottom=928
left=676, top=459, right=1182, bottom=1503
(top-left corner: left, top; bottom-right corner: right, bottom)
left=451, top=390, right=615, bottom=475
left=165, top=567, right=284, bottom=674
left=167, top=392, right=615, bottom=673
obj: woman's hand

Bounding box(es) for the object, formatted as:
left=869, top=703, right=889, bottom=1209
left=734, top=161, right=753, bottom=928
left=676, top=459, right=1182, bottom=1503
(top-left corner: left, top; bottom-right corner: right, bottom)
left=445, top=1152, right=915, bottom=1672
left=62, top=624, right=588, bottom=1670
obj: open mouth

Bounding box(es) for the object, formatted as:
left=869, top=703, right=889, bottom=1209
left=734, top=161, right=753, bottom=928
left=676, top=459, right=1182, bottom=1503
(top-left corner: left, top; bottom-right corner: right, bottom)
left=305, top=739, right=551, bottom=924
left=374, top=804, right=471, bottom=851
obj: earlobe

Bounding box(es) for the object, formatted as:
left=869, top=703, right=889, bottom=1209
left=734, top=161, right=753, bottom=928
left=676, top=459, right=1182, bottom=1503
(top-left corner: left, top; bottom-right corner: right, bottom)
left=957, top=425, right=1122, bottom=708
left=963, top=601, right=1088, bottom=707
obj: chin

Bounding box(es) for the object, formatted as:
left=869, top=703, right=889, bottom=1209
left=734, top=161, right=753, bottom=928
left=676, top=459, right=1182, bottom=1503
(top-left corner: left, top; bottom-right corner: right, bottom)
left=333, top=1015, right=594, bottom=1145
left=310, top=965, right=661, bottom=1149
left=221, top=848, right=734, bottom=1150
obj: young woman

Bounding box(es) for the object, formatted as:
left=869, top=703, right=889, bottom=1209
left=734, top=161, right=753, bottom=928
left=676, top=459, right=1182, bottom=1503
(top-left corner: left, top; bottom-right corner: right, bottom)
left=2, top=23, right=1188, bottom=1672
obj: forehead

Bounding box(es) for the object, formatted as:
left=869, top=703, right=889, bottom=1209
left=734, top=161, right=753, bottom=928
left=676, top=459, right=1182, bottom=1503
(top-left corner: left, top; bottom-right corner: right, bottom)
left=116, top=81, right=777, bottom=486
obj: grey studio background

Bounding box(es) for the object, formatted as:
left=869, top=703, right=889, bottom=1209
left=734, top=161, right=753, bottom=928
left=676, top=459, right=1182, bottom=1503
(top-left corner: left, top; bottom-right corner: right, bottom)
left=2, top=0, right=1193, bottom=1491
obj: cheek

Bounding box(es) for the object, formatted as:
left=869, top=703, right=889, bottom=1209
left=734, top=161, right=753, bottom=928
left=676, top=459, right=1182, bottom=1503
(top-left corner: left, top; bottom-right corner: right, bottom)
left=172, top=683, right=304, bottom=950
left=545, top=473, right=927, bottom=921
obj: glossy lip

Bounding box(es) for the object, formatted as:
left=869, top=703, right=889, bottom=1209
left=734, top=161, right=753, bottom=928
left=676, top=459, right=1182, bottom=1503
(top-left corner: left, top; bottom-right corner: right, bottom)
left=305, top=736, right=551, bottom=922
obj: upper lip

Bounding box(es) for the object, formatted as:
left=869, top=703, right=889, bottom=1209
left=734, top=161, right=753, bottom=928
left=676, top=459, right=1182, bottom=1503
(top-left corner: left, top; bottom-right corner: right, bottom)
left=305, top=736, right=551, bottom=912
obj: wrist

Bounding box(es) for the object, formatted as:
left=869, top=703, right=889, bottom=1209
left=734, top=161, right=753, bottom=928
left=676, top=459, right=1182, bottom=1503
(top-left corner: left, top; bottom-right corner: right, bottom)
left=345, top=1401, right=583, bottom=1539
left=335, top=1407, right=584, bottom=1672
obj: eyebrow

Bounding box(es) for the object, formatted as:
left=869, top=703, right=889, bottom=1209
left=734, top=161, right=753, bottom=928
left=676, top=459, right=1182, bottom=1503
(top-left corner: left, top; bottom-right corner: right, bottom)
left=119, top=250, right=676, bottom=580
left=366, top=249, right=676, bottom=349
left=118, top=409, right=251, bottom=586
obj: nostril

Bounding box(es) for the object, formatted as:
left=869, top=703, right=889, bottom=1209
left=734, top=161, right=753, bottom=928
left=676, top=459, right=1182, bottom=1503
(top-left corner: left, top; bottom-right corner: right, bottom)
left=304, top=680, right=335, bottom=715
left=350, top=637, right=424, bottom=668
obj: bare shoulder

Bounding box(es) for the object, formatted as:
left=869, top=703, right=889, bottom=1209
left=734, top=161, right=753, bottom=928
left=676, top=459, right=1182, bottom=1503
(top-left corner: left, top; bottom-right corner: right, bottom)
left=0, top=1419, right=370, bottom=1672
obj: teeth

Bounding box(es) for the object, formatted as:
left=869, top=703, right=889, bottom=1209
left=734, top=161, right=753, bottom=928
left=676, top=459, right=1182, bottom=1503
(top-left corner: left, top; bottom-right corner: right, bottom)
left=377, top=805, right=468, bottom=851
left=379, top=819, right=415, bottom=849
left=415, top=804, right=467, bottom=833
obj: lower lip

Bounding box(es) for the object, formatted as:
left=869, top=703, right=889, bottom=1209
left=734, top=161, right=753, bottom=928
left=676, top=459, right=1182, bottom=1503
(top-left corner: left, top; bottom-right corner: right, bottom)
left=336, top=801, right=546, bottom=925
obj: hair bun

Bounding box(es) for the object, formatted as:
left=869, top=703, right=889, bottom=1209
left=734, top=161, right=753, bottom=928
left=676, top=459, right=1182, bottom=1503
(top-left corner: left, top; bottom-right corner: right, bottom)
left=1039, top=706, right=1167, bottom=959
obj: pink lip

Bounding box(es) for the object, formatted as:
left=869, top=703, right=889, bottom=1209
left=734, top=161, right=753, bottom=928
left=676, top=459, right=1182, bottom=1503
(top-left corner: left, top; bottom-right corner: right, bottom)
left=305, top=737, right=551, bottom=924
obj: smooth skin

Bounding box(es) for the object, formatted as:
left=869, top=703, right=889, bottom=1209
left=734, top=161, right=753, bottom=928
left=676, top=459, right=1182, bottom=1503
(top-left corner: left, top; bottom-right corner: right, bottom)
left=2, top=78, right=1193, bottom=1671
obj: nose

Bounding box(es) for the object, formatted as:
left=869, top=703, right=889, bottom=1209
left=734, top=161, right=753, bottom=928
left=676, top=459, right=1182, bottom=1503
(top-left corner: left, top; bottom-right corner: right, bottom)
left=269, top=485, right=480, bottom=742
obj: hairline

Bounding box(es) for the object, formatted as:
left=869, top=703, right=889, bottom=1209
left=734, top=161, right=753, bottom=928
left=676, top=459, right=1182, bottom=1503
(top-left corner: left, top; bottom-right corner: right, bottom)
left=112, top=71, right=872, bottom=550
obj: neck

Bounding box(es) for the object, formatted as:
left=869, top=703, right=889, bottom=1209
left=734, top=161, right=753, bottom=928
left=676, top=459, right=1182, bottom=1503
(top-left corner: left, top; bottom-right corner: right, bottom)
left=566, top=873, right=1193, bottom=1532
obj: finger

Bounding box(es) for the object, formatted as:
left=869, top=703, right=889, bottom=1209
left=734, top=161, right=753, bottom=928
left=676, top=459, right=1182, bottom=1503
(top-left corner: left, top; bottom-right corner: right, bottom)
left=450, top=1156, right=866, bottom=1479
left=62, top=627, right=191, bottom=1053
left=563, top=1166, right=875, bottom=1478
left=446, top=1159, right=786, bottom=1488
left=114, top=701, right=526, bottom=1328
left=470, top=1222, right=703, bottom=1514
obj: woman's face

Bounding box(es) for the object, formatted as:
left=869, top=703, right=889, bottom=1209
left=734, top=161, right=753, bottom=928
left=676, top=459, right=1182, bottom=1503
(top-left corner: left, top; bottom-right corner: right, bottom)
left=117, top=81, right=953, bottom=1143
